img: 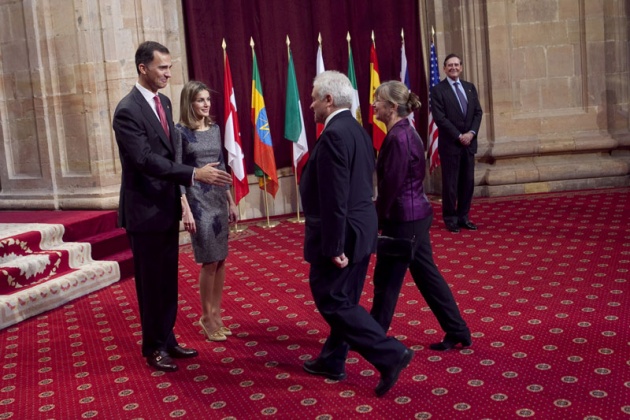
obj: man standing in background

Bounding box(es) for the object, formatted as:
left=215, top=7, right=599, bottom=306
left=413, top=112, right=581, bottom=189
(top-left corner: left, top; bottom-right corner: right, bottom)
left=430, top=53, right=483, bottom=233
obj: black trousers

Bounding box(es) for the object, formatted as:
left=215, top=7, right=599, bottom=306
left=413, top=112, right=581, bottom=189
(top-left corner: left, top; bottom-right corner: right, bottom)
left=371, top=213, right=470, bottom=338
left=127, top=222, right=180, bottom=357
left=440, top=148, right=475, bottom=225
left=309, top=255, right=406, bottom=373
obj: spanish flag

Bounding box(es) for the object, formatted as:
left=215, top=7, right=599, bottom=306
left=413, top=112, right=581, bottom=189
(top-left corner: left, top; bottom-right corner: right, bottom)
left=251, top=47, right=279, bottom=198
left=369, top=37, right=387, bottom=151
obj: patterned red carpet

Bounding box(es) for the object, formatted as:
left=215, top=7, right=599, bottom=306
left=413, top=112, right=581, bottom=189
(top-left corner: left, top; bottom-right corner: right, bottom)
left=1, top=188, right=629, bottom=419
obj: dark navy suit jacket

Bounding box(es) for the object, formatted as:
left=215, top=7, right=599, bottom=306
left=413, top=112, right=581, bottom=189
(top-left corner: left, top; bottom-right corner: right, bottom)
left=113, top=87, right=193, bottom=233
left=430, top=78, right=483, bottom=156
left=299, top=110, right=377, bottom=264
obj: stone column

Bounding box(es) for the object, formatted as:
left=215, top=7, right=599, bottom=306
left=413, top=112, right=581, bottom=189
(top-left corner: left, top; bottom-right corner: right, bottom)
left=0, top=0, right=187, bottom=209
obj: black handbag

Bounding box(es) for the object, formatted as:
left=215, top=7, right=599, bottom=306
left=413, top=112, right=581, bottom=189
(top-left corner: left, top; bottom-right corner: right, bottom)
left=376, top=131, right=416, bottom=262
left=377, top=235, right=415, bottom=260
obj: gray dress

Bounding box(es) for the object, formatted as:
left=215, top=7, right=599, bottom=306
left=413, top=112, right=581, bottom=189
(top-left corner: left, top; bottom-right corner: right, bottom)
left=175, top=124, right=229, bottom=263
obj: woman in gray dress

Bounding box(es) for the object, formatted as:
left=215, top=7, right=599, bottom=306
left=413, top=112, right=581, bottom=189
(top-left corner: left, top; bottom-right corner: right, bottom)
left=176, top=80, right=238, bottom=342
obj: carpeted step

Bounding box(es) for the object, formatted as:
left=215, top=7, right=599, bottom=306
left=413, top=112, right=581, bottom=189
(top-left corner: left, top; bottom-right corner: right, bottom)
left=82, top=228, right=133, bottom=280
left=0, top=259, right=120, bottom=329
left=103, top=248, right=134, bottom=280
left=84, top=228, right=129, bottom=260
left=0, top=222, right=123, bottom=329
left=0, top=212, right=132, bottom=329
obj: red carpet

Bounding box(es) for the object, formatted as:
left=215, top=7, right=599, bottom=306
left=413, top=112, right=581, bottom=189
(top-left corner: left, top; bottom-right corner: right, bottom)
left=1, top=188, right=629, bottom=419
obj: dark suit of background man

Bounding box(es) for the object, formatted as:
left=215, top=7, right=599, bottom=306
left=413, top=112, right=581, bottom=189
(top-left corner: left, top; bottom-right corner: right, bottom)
left=113, top=41, right=232, bottom=372
left=430, top=53, right=483, bottom=233
left=299, top=70, right=413, bottom=397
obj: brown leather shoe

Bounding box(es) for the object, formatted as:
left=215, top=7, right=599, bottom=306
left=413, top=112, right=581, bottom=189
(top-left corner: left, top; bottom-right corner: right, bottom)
left=147, top=350, right=178, bottom=372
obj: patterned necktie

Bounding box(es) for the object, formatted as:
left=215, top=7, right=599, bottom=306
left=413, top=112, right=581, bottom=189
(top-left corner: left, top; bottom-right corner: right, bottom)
left=154, top=95, right=170, bottom=138
left=454, top=82, right=468, bottom=115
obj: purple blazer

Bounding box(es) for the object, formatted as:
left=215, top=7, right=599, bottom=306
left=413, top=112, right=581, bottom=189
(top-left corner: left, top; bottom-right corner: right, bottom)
left=375, top=118, right=432, bottom=223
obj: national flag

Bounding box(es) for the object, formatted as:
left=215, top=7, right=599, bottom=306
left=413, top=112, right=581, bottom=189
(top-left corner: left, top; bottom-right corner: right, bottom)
left=347, top=39, right=362, bottom=124
left=400, top=37, right=415, bottom=125
left=428, top=41, right=441, bottom=173
left=284, top=47, right=309, bottom=182
left=223, top=50, right=249, bottom=205
left=251, top=49, right=279, bottom=197
left=369, top=40, right=387, bottom=151
left=315, top=39, right=325, bottom=137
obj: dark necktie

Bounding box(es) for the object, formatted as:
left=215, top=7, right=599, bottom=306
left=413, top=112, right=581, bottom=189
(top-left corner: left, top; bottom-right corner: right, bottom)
left=454, top=82, right=468, bottom=115
left=154, top=95, right=170, bottom=138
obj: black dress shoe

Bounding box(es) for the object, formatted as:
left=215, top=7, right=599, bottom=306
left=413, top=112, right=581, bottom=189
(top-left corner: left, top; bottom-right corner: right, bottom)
left=446, top=223, right=460, bottom=233
left=429, top=335, right=472, bottom=351
left=303, top=359, right=347, bottom=381
left=458, top=220, right=478, bottom=230
left=167, top=345, right=198, bottom=359
left=147, top=350, right=178, bottom=372
left=375, top=348, right=414, bottom=397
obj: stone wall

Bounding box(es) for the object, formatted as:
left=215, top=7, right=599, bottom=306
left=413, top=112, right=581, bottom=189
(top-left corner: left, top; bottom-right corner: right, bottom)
left=0, top=0, right=628, bottom=215
left=0, top=0, right=188, bottom=209
left=426, top=0, right=630, bottom=196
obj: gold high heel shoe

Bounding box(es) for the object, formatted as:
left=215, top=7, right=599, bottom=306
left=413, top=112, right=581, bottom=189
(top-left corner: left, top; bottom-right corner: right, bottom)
left=219, top=326, right=232, bottom=336
left=199, top=318, right=227, bottom=342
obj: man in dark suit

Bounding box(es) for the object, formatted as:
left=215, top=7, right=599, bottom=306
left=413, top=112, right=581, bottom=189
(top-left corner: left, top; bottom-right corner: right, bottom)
left=299, top=70, right=413, bottom=397
left=430, top=53, right=483, bottom=233
left=113, top=41, right=231, bottom=372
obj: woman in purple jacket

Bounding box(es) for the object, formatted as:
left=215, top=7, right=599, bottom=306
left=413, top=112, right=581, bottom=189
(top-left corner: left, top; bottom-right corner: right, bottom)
left=371, top=81, right=471, bottom=351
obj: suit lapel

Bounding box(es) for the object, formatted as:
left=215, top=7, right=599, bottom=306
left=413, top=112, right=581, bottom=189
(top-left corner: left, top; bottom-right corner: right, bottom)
left=133, top=88, right=175, bottom=154
left=442, top=80, right=463, bottom=117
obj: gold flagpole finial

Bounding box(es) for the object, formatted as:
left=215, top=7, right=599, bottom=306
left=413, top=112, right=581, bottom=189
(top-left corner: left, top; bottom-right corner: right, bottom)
left=346, top=31, right=351, bottom=43
left=250, top=37, right=255, bottom=49
left=318, top=32, right=322, bottom=45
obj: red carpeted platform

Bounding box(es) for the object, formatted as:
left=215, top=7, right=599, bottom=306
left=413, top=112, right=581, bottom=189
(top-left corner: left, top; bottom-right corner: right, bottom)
left=0, top=188, right=629, bottom=419
left=0, top=210, right=132, bottom=329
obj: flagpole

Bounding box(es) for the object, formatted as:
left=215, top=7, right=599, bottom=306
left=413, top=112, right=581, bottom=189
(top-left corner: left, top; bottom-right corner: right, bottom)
left=249, top=37, right=279, bottom=230
left=285, top=35, right=303, bottom=225
left=428, top=27, right=442, bottom=204
left=256, top=174, right=279, bottom=229
left=287, top=173, right=303, bottom=224
left=231, top=189, right=248, bottom=233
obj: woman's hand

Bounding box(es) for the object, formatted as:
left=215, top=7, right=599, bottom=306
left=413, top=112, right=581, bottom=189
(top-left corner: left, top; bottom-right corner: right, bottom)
left=181, top=195, right=197, bottom=234
left=226, top=191, right=239, bottom=224
left=228, top=203, right=239, bottom=224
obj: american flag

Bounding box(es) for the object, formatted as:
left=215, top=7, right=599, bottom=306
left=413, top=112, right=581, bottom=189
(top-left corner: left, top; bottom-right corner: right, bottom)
left=427, top=41, right=441, bottom=173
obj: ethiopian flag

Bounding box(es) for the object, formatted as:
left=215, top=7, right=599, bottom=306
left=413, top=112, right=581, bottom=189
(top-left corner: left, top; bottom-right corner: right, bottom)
left=251, top=49, right=279, bottom=198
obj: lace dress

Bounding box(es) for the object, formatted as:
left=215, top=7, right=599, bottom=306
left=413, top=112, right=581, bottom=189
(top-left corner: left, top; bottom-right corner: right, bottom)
left=175, top=124, right=228, bottom=263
